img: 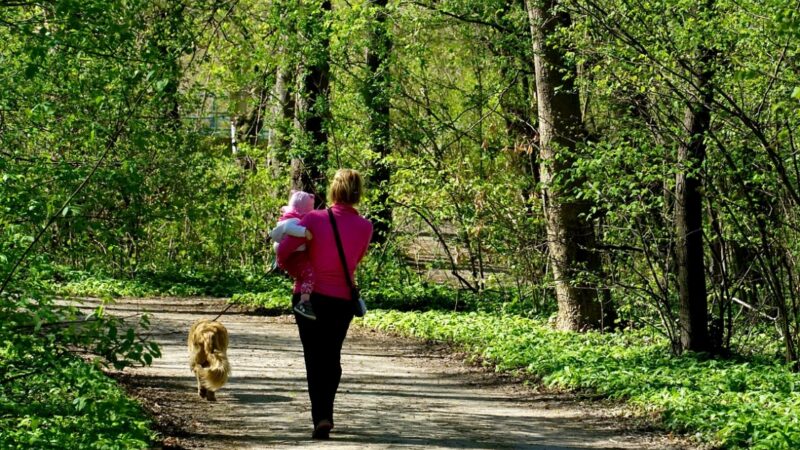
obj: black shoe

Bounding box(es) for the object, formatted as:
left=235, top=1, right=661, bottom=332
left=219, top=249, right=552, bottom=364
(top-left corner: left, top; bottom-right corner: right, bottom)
left=312, top=419, right=332, bottom=439
left=294, top=301, right=317, bottom=320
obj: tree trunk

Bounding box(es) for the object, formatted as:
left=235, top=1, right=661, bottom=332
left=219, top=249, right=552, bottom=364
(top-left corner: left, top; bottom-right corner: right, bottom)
left=291, top=0, right=331, bottom=205
left=268, top=61, right=295, bottom=165
left=155, top=2, right=185, bottom=131
left=364, top=0, right=392, bottom=243
left=240, top=68, right=272, bottom=146
left=526, top=0, right=612, bottom=330
left=675, top=6, right=715, bottom=354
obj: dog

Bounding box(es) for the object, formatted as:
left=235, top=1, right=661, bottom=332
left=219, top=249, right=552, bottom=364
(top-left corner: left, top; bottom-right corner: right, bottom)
left=188, top=319, right=231, bottom=401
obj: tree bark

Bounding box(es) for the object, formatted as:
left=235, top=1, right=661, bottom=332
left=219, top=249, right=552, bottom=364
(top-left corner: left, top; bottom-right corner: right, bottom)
left=526, top=0, right=612, bottom=330
left=240, top=68, right=272, bottom=147
left=268, top=61, right=295, bottom=163
left=364, top=0, right=392, bottom=243
left=291, top=0, right=331, bottom=205
left=155, top=1, right=185, bottom=131
left=675, top=6, right=715, bottom=354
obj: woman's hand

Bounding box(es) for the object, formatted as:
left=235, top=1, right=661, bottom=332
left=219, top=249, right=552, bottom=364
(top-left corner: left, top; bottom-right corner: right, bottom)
left=305, top=229, right=313, bottom=240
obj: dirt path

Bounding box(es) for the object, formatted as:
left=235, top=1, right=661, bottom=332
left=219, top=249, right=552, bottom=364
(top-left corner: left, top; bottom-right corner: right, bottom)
left=92, top=296, right=692, bottom=449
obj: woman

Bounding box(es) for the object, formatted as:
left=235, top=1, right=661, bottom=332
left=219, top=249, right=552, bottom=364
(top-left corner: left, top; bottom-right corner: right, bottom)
left=277, top=169, right=373, bottom=439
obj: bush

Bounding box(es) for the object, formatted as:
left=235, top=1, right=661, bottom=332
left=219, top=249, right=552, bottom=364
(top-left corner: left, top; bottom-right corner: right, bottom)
left=230, top=289, right=293, bottom=315
left=356, top=249, right=535, bottom=314
left=0, top=346, right=153, bottom=449
left=1, top=284, right=159, bottom=448
left=45, top=267, right=284, bottom=299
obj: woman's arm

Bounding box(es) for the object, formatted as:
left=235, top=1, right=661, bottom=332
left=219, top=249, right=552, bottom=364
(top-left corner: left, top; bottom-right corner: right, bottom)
left=277, top=215, right=314, bottom=266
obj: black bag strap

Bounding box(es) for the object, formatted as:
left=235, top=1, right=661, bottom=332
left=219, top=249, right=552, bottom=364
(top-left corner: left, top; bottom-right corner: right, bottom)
left=327, top=208, right=356, bottom=294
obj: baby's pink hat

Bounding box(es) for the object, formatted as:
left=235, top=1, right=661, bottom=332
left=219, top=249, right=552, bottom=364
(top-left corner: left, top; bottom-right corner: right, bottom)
left=282, top=190, right=315, bottom=216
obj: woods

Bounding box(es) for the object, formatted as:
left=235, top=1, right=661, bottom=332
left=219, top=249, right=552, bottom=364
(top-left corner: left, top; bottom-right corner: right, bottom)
left=2, top=0, right=800, bottom=448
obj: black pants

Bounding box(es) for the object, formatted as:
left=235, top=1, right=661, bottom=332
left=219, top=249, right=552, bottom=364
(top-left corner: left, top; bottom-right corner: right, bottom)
left=293, top=293, right=353, bottom=427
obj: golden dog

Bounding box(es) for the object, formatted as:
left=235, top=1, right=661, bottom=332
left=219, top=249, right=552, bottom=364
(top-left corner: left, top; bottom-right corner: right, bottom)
left=188, top=319, right=231, bottom=401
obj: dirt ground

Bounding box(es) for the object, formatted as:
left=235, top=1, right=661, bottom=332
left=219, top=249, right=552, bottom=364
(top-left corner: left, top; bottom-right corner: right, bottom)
left=87, top=296, right=697, bottom=449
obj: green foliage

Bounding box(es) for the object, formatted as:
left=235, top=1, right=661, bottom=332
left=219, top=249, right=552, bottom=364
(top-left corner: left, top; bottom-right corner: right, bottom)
left=227, top=256, right=540, bottom=316
left=358, top=249, right=548, bottom=315
left=44, top=267, right=289, bottom=299
left=363, top=310, right=800, bottom=449
left=0, top=282, right=159, bottom=448
left=230, top=290, right=293, bottom=315
left=3, top=0, right=800, bottom=446
left=357, top=248, right=476, bottom=311
left=0, top=348, right=153, bottom=449
left=51, top=276, right=164, bottom=299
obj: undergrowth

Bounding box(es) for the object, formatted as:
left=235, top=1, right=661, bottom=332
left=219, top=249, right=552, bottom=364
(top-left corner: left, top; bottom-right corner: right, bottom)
left=229, top=282, right=293, bottom=315
left=1, top=280, right=160, bottom=449
left=0, top=344, right=153, bottom=449
left=361, top=310, right=800, bottom=450
left=46, top=267, right=283, bottom=299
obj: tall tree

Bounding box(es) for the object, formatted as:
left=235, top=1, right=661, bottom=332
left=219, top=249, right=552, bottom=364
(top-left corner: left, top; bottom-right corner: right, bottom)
left=239, top=68, right=272, bottom=146
left=266, top=4, right=298, bottom=170
left=675, top=1, right=715, bottom=353
left=292, top=0, right=332, bottom=203
left=268, top=61, right=295, bottom=160
left=363, top=0, right=393, bottom=243
left=526, top=0, right=613, bottom=330
left=153, top=1, right=187, bottom=131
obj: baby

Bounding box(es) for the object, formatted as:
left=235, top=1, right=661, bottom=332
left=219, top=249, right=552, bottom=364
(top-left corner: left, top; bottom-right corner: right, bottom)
left=270, top=190, right=316, bottom=320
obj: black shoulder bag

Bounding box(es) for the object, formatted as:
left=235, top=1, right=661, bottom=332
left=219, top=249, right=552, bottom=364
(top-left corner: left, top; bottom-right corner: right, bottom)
left=327, top=208, right=367, bottom=317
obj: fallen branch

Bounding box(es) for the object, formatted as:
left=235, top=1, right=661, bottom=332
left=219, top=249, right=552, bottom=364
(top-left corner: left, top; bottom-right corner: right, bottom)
left=731, top=297, right=777, bottom=321
left=391, top=199, right=479, bottom=293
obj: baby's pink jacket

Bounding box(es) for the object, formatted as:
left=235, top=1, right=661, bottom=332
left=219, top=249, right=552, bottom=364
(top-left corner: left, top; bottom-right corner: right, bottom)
left=277, top=204, right=372, bottom=300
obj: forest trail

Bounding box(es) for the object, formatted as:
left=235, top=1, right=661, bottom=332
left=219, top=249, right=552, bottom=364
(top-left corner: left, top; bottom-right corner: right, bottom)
left=93, top=296, right=691, bottom=449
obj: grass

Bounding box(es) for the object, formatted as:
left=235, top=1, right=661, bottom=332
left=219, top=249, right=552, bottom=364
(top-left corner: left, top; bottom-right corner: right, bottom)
left=230, top=288, right=294, bottom=314
left=45, top=268, right=285, bottom=299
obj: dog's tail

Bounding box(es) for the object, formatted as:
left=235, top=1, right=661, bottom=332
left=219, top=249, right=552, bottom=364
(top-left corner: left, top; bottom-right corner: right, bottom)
left=198, top=329, right=230, bottom=390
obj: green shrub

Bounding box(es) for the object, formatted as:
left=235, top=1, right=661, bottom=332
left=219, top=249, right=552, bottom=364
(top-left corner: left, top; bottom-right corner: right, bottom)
left=230, top=289, right=293, bottom=314
left=0, top=346, right=153, bottom=449
left=356, top=249, right=523, bottom=313
left=45, top=268, right=285, bottom=299
left=1, top=283, right=159, bottom=448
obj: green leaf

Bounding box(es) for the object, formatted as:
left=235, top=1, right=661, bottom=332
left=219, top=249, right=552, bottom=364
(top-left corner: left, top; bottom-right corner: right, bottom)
left=155, top=79, right=169, bottom=92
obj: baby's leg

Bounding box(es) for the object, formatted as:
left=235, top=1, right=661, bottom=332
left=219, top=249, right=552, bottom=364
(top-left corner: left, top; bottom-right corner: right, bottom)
left=292, top=256, right=317, bottom=320
left=299, top=260, right=315, bottom=303
left=284, top=253, right=314, bottom=303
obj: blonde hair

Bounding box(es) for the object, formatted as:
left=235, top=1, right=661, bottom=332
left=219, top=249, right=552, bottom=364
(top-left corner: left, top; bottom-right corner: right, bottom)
left=328, top=169, right=363, bottom=205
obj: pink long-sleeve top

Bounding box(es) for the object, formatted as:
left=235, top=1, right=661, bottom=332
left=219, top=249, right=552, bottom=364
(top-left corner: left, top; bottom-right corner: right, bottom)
left=277, top=203, right=373, bottom=300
